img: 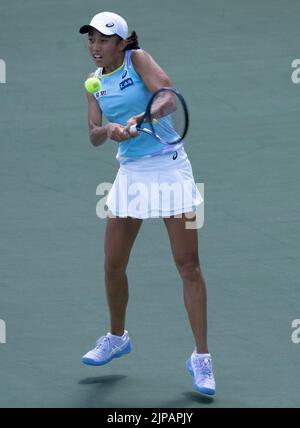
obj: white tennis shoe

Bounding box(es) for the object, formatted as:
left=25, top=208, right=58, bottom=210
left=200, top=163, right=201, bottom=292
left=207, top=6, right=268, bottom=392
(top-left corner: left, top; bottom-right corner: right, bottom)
left=82, top=330, right=132, bottom=366
left=186, top=351, right=216, bottom=396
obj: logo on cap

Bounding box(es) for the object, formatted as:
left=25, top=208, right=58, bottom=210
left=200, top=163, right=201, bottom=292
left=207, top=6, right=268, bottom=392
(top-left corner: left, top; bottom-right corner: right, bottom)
left=105, top=22, right=115, bottom=28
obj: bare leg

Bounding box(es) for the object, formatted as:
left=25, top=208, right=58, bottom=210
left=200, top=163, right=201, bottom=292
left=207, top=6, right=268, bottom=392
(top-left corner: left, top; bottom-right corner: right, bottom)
left=163, top=213, right=208, bottom=353
left=104, top=216, right=143, bottom=336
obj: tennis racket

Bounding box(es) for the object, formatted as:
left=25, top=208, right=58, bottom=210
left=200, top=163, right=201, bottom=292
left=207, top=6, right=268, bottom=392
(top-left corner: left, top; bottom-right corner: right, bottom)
left=129, top=87, right=189, bottom=145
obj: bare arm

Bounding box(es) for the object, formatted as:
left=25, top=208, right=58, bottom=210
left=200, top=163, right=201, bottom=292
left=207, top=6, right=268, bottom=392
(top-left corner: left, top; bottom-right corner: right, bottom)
left=86, top=87, right=130, bottom=146
left=86, top=90, right=107, bottom=147
left=124, top=50, right=175, bottom=133
left=131, top=49, right=173, bottom=93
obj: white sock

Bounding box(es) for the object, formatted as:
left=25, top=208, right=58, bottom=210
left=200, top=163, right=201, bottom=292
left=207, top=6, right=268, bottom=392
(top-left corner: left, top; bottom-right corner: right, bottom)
left=193, top=351, right=211, bottom=358
left=108, top=330, right=127, bottom=340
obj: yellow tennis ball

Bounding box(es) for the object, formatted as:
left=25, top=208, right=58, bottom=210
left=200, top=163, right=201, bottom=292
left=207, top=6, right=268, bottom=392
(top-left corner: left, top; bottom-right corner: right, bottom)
left=84, top=77, right=101, bottom=93
left=152, top=118, right=157, bottom=124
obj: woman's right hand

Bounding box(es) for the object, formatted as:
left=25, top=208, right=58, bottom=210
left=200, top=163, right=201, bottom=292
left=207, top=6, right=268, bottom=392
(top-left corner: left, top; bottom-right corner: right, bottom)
left=106, top=123, right=131, bottom=142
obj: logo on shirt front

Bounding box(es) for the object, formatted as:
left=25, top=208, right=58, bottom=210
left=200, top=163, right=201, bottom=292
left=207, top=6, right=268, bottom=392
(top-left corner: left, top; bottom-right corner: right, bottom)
left=119, top=77, right=134, bottom=90
left=122, top=70, right=128, bottom=79
left=96, top=89, right=108, bottom=98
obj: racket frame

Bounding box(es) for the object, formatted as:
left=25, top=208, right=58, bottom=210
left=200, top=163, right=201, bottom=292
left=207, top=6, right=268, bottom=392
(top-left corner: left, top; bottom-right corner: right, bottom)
left=129, top=87, right=189, bottom=145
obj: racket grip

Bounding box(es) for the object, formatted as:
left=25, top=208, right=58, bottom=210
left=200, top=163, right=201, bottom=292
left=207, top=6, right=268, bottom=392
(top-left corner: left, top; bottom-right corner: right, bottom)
left=129, top=124, right=138, bottom=134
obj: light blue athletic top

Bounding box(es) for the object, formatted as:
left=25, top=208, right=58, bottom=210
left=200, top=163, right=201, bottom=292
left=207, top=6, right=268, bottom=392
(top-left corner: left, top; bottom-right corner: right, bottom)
left=93, top=49, right=183, bottom=164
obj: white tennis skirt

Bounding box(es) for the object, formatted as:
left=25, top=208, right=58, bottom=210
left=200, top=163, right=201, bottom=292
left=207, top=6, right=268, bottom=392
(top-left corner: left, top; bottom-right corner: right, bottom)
left=106, top=146, right=203, bottom=219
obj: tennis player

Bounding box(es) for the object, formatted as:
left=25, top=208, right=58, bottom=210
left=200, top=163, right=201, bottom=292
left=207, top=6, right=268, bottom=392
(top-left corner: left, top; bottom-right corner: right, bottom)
left=79, top=11, right=216, bottom=396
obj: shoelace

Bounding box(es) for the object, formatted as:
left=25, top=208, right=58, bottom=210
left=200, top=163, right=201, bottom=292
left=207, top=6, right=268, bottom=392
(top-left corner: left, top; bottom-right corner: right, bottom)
left=95, top=335, right=110, bottom=351
left=194, top=358, right=213, bottom=378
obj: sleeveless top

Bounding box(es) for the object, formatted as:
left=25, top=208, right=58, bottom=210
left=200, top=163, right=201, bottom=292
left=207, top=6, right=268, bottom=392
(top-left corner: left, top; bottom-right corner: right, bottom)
left=93, top=49, right=183, bottom=164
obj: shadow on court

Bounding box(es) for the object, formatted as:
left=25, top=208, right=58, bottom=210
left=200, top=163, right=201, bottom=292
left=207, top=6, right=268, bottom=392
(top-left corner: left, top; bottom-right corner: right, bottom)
left=77, top=376, right=215, bottom=408
left=78, top=374, right=127, bottom=385
left=148, top=393, right=215, bottom=408
left=76, top=375, right=129, bottom=408
left=181, top=391, right=215, bottom=405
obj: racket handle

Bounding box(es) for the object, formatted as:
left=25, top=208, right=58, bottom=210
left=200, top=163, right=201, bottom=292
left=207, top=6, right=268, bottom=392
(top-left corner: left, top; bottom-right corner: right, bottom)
left=129, top=124, right=138, bottom=134
left=129, top=119, right=156, bottom=133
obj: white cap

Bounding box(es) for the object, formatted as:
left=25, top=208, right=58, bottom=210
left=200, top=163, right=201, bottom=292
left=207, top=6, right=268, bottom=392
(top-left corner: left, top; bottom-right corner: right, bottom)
left=79, top=11, right=128, bottom=40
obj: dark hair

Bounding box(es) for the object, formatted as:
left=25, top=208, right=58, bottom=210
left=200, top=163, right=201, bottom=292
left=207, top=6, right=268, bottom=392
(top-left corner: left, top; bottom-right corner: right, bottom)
left=88, top=29, right=140, bottom=50
left=125, top=31, right=140, bottom=50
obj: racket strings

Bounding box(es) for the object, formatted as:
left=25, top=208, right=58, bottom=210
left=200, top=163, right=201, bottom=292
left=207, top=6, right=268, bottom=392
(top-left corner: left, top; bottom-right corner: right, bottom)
left=150, top=91, right=187, bottom=144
